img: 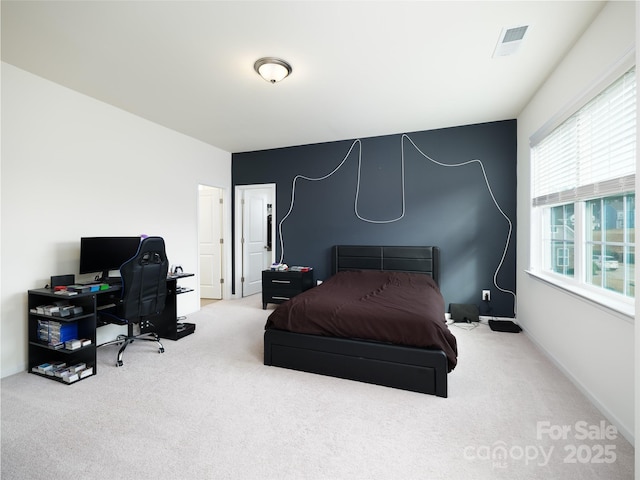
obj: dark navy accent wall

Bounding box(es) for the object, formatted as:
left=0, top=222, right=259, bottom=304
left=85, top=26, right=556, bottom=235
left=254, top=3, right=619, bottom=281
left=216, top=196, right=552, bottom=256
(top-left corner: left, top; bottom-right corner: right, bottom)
left=232, top=120, right=517, bottom=317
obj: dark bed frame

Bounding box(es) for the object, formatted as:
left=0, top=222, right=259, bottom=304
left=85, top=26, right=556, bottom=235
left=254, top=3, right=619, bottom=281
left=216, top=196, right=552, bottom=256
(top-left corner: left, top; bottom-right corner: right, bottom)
left=263, top=245, right=450, bottom=398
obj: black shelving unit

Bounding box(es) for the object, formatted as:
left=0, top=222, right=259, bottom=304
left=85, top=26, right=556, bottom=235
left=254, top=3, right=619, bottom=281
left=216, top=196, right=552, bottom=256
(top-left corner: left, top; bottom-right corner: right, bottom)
left=156, top=274, right=196, bottom=340
left=27, top=286, right=120, bottom=384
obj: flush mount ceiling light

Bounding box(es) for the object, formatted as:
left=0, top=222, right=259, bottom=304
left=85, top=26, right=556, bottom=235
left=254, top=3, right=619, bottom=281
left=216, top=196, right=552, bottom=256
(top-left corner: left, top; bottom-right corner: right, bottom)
left=254, top=57, right=292, bottom=83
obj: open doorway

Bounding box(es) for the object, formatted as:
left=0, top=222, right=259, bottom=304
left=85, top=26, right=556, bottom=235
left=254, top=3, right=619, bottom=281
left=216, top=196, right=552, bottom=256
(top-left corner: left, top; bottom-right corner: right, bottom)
left=198, top=185, right=224, bottom=302
left=234, top=184, right=276, bottom=297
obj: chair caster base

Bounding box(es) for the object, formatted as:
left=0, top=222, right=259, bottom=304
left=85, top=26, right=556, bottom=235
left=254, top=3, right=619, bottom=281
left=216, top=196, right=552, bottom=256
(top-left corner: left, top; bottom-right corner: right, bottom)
left=102, top=332, right=164, bottom=367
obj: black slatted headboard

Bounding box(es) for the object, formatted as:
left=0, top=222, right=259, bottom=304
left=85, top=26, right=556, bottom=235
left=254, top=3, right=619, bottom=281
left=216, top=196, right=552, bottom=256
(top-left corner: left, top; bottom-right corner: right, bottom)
left=331, top=245, right=440, bottom=286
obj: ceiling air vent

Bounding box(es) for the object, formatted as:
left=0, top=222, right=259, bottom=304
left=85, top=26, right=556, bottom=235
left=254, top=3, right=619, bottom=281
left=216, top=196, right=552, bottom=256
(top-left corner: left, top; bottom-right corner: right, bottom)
left=493, top=25, right=529, bottom=57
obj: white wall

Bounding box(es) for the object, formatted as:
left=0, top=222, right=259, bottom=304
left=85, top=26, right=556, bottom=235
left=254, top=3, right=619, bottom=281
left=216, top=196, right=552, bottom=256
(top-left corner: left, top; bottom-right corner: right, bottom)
left=1, top=63, right=232, bottom=378
left=517, top=2, right=635, bottom=444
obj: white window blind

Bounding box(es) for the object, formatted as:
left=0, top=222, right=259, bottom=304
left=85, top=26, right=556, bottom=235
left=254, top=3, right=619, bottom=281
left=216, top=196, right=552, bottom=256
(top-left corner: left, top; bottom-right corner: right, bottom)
left=532, top=67, right=636, bottom=207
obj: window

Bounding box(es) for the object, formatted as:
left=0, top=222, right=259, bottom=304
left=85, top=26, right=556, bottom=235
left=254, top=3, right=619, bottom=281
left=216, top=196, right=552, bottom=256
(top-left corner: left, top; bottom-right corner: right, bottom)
left=530, top=65, right=636, bottom=315
left=548, top=203, right=574, bottom=276
left=585, top=194, right=635, bottom=297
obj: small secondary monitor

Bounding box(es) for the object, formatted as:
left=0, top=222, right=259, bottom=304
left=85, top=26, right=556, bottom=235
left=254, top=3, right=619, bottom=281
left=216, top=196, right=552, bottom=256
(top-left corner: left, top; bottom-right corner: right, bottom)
left=79, top=236, right=141, bottom=282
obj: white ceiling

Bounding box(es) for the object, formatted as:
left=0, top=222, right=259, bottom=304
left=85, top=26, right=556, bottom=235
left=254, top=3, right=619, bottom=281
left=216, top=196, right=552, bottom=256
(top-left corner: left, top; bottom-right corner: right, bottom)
left=1, top=1, right=606, bottom=153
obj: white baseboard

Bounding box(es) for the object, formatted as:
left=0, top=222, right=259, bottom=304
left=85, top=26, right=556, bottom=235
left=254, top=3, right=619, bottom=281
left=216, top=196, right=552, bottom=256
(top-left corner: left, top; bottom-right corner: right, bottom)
left=444, top=313, right=634, bottom=445
left=522, top=326, right=635, bottom=447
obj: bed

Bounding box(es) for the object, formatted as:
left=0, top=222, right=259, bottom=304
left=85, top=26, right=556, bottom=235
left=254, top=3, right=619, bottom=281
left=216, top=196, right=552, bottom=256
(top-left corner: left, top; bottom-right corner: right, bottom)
left=263, top=245, right=457, bottom=397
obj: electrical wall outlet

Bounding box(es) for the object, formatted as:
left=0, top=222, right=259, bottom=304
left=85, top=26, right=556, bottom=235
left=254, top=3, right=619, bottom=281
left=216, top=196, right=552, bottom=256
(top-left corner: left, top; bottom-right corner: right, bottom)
left=482, top=290, right=491, bottom=301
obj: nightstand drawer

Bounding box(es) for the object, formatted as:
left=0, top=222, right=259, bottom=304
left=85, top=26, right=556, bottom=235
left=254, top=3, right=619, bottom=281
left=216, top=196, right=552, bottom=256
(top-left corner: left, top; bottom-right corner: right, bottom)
left=263, top=292, right=296, bottom=303
left=264, top=275, right=303, bottom=288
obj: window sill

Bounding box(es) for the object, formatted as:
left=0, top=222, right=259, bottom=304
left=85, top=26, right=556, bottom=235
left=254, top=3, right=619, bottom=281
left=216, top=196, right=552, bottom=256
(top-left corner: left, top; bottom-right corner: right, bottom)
left=525, top=270, right=634, bottom=323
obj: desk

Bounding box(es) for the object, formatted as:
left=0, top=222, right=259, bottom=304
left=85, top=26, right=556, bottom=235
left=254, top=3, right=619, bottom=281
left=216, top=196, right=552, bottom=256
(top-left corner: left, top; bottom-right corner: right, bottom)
left=27, top=273, right=195, bottom=384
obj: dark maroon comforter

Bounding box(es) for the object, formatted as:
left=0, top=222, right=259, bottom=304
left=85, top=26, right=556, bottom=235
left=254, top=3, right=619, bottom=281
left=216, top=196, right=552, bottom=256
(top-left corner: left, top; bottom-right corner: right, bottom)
left=265, top=270, right=458, bottom=371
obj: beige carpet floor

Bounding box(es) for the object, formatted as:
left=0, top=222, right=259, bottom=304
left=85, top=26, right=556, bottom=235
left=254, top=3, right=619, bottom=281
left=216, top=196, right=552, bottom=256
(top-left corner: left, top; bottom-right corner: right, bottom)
left=1, top=294, right=634, bottom=479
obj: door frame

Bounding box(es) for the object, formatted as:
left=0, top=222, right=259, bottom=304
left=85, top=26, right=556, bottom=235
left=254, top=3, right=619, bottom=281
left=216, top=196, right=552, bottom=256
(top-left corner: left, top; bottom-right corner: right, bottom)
left=234, top=183, right=276, bottom=298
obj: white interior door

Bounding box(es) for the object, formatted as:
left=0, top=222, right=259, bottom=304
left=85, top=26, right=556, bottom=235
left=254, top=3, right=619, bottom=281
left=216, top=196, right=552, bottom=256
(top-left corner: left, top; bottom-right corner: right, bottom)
left=241, top=186, right=275, bottom=297
left=199, top=185, right=223, bottom=299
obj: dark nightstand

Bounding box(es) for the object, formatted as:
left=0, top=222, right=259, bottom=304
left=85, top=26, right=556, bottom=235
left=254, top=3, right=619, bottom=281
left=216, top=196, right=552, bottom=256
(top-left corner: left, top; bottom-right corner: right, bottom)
left=262, top=269, right=314, bottom=309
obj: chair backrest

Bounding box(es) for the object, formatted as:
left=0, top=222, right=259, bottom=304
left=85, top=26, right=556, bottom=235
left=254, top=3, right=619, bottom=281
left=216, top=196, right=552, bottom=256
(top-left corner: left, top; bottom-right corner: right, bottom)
left=119, top=236, right=169, bottom=321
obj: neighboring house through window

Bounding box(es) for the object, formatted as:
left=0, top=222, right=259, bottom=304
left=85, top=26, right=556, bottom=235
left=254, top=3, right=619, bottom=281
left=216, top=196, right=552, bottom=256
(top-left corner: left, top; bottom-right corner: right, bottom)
left=530, top=60, right=636, bottom=317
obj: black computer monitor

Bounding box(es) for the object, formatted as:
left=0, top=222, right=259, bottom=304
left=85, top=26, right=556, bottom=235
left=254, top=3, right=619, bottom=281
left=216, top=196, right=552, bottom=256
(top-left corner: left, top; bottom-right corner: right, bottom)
left=79, top=236, right=142, bottom=282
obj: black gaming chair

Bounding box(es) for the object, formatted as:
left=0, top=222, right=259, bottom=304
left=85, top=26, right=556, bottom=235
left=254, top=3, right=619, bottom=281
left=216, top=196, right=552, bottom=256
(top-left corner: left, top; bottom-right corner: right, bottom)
left=99, top=236, right=168, bottom=366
